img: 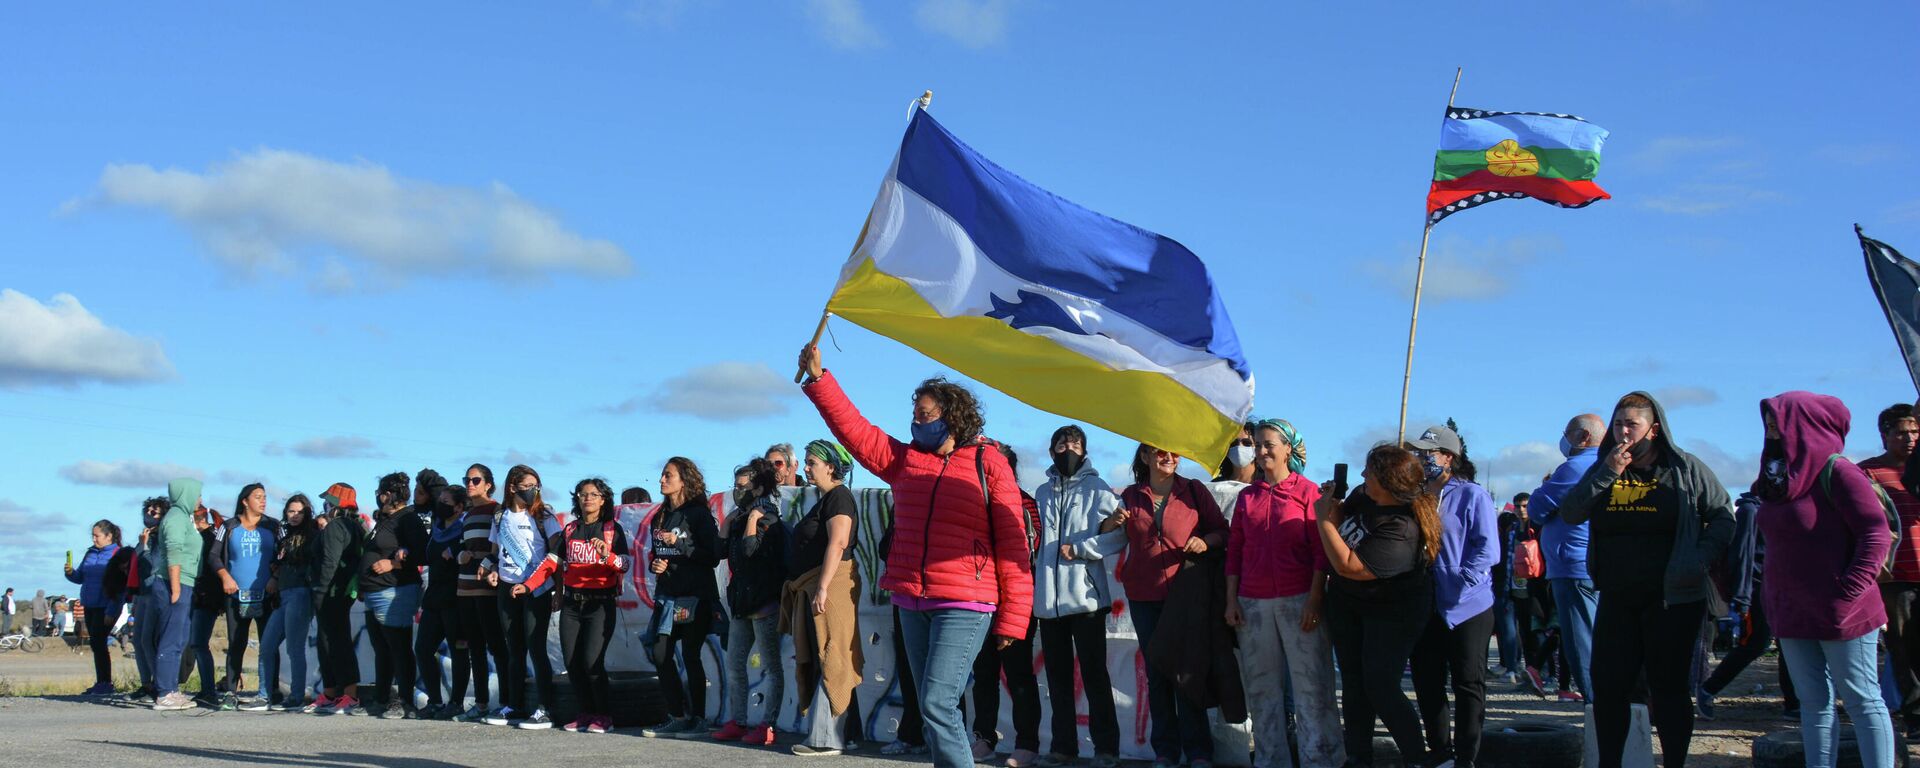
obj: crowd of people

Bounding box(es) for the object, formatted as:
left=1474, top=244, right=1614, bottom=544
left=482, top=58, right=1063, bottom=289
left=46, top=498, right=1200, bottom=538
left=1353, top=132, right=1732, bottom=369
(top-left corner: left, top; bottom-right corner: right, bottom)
left=31, top=344, right=1920, bottom=768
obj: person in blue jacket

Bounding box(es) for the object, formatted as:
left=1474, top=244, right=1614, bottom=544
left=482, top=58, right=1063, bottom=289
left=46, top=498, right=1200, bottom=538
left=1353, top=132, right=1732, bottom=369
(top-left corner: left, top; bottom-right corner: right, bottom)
left=1527, top=413, right=1604, bottom=702
left=1405, top=425, right=1499, bottom=768
left=65, top=520, right=124, bottom=695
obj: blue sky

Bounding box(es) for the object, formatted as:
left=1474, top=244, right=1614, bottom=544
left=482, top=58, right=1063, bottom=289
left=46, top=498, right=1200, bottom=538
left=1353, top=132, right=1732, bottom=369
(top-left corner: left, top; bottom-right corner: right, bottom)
left=4, top=1, right=1919, bottom=596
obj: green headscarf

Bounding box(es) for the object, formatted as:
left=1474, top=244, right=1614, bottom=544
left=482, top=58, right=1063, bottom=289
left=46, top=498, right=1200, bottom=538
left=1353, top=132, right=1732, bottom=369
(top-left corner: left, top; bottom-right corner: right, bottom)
left=1253, top=418, right=1307, bottom=476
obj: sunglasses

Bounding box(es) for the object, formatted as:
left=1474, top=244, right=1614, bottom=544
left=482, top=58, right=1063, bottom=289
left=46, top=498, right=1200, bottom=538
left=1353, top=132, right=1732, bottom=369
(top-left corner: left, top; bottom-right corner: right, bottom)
left=464, top=477, right=485, bottom=486
left=1235, top=438, right=1255, bottom=447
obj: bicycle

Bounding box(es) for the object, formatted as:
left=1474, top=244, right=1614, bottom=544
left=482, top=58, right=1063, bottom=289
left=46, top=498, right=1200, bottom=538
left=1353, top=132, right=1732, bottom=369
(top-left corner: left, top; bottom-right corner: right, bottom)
left=0, top=630, right=45, bottom=653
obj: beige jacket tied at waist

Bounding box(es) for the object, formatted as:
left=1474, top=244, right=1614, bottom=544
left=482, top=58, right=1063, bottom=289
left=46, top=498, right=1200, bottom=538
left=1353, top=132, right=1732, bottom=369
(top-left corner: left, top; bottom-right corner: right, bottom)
left=779, top=562, right=864, bottom=716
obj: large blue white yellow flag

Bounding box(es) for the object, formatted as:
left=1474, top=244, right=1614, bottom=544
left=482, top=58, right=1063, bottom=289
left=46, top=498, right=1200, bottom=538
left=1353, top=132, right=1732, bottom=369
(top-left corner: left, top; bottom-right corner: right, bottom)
left=827, top=108, right=1254, bottom=467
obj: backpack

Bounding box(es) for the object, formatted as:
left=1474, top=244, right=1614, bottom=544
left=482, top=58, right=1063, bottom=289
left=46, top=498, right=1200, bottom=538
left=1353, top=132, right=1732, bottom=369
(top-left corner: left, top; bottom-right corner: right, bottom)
left=1818, top=454, right=1902, bottom=579
left=1513, top=533, right=1545, bottom=581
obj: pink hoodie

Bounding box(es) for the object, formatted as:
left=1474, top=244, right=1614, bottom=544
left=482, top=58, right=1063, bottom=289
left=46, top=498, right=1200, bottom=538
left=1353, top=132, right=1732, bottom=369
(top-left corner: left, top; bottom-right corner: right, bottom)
left=1756, top=391, right=1891, bottom=641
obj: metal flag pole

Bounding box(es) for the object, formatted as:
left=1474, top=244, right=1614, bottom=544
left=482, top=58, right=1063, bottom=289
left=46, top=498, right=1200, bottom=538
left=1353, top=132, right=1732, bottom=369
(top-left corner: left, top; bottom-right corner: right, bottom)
left=1397, top=68, right=1462, bottom=444
left=795, top=90, right=934, bottom=383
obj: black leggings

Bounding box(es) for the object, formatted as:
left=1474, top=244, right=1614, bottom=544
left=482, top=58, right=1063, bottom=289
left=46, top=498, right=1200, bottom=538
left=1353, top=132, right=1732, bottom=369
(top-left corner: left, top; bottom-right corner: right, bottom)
left=415, top=602, right=468, bottom=708
left=224, top=602, right=270, bottom=696
left=498, top=588, right=555, bottom=714
left=1591, top=590, right=1704, bottom=768
left=84, top=605, right=123, bottom=686
left=651, top=600, right=713, bottom=718
left=367, top=610, right=415, bottom=711
left=893, top=607, right=925, bottom=746
left=1325, top=593, right=1429, bottom=766
left=560, top=593, right=618, bottom=715
left=460, top=594, right=506, bottom=707
left=1411, top=608, right=1494, bottom=766
left=971, top=624, right=1040, bottom=751
left=316, top=594, right=359, bottom=693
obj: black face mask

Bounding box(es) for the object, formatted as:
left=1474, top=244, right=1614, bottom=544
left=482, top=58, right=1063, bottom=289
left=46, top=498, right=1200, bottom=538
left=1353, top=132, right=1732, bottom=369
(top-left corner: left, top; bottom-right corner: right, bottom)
left=1757, top=439, right=1789, bottom=501
left=516, top=488, right=539, bottom=507
left=1052, top=451, right=1085, bottom=477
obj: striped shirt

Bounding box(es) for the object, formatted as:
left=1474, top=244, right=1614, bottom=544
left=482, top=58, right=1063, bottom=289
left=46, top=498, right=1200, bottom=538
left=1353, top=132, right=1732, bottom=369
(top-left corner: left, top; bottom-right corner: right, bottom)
left=458, top=501, right=498, bottom=597
left=1861, top=456, right=1920, bottom=583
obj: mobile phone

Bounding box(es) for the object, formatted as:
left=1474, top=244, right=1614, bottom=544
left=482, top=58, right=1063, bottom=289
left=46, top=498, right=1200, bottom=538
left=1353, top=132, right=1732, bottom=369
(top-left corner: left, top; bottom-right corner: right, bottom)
left=1332, top=463, right=1349, bottom=499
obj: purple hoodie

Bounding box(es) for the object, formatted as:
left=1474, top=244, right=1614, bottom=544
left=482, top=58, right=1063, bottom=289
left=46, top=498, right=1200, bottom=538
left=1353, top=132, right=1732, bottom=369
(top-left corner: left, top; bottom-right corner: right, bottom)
left=1755, top=391, right=1890, bottom=641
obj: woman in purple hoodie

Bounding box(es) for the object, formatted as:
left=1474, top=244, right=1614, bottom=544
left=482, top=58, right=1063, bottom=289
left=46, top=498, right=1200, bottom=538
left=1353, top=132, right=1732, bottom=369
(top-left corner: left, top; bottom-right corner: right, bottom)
left=1755, top=391, right=1895, bottom=768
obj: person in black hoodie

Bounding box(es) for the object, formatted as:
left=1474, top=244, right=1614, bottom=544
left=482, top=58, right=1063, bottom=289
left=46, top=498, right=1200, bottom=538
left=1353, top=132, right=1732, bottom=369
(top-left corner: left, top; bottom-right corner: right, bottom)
left=413, top=470, right=469, bottom=720
left=712, top=458, right=790, bottom=745
left=640, top=456, right=723, bottom=739
left=359, top=471, right=430, bottom=719
left=1558, top=391, right=1736, bottom=768
left=310, top=483, right=367, bottom=715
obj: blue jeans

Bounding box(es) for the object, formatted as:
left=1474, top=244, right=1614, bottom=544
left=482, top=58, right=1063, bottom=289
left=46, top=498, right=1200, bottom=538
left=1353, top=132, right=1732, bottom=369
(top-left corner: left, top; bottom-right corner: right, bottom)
left=1550, top=577, right=1598, bottom=699
left=362, top=584, right=421, bottom=628
left=1493, top=590, right=1519, bottom=672
left=261, top=587, right=314, bottom=703
left=188, top=604, right=218, bottom=694
left=897, top=607, right=993, bottom=768
left=134, top=583, right=160, bottom=690
left=1781, top=634, right=1895, bottom=768
left=1132, top=600, right=1215, bottom=763
left=152, top=586, right=193, bottom=695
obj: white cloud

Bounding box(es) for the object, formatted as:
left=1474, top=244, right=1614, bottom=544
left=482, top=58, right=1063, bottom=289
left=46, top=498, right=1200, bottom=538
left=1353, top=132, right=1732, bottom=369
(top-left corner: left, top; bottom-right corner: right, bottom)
left=1627, top=136, right=1743, bottom=171
left=276, top=436, right=385, bottom=460
left=1683, top=439, right=1758, bottom=491
left=807, top=0, right=882, bottom=49
left=503, top=448, right=572, bottom=468
left=1639, top=183, right=1785, bottom=215
left=1814, top=142, right=1905, bottom=168
left=612, top=361, right=800, bottom=421
left=915, top=0, right=1011, bottom=48
left=74, top=149, right=632, bottom=289
left=0, top=289, right=174, bottom=388
left=1653, top=386, right=1720, bottom=408
left=1485, top=441, right=1565, bottom=499
left=59, top=459, right=205, bottom=488
left=0, top=499, right=76, bottom=587
left=1361, top=234, right=1563, bottom=303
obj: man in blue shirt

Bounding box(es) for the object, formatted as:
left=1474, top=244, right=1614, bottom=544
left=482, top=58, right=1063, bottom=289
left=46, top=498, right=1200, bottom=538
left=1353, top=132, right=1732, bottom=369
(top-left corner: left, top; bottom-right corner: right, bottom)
left=1528, top=413, right=1605, bottom=703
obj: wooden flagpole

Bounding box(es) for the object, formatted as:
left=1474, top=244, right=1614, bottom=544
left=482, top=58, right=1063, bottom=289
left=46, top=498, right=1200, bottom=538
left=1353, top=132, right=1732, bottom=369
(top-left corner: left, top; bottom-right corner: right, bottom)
left=1397, top=68, right=1463, bottom=444
left=795, top=90, right=935, bottom=384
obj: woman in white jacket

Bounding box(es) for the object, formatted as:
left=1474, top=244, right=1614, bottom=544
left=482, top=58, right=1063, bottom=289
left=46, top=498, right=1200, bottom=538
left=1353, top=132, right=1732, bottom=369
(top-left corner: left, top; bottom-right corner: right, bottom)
left=1033, top=425, right=1127, bottom=768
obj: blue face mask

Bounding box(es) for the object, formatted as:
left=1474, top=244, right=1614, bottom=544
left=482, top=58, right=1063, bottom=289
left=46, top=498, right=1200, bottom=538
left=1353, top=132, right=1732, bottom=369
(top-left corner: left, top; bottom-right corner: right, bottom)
left=1420, top=452, right=1446, bottom=482
left=1558, top=435, right=1575, bottom=457
left=910, top=418, right=950, bottom=450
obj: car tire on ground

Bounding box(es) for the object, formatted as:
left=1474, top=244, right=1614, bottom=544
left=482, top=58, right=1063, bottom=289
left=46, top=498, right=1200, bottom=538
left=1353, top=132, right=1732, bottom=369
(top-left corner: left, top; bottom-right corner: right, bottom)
left=1752, top=729, right=1910, bottom=768
left=1477, top=720, right=1582, bottom=768
left=541, top=672, right=666, bottom=727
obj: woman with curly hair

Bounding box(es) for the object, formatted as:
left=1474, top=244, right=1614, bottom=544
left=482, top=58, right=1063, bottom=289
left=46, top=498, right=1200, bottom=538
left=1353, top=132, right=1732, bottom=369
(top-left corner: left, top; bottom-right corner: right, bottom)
left=1316, top=444, right=1444, bottom=768
left=558, top=477, right=631, bottom=734
left=641, top=457, right=723, bottom=739
left=795, top=345, right=1033, bottom=768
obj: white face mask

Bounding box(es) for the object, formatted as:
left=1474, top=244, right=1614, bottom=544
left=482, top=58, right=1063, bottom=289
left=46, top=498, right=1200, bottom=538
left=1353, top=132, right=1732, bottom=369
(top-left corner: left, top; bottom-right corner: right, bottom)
left=1227, top=445, right=1255, bottom=469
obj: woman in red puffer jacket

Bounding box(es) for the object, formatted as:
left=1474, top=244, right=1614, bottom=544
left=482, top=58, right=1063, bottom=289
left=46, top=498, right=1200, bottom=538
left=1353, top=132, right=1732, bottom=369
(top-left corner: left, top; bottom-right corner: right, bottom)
left=798, top=344, right=1033, bottom=768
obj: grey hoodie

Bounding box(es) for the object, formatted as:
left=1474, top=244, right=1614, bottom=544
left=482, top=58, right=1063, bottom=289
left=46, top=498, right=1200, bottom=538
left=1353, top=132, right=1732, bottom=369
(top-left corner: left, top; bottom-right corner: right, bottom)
left=1560, top=390, right=1736, bottom=611
left=1031, top=461, right=1125, bottom=620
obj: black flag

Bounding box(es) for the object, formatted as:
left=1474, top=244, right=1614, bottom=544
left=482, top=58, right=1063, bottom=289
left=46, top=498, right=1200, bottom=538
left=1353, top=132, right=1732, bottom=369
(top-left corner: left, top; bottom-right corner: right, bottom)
left=1860, top=225, right=1920, bottom=394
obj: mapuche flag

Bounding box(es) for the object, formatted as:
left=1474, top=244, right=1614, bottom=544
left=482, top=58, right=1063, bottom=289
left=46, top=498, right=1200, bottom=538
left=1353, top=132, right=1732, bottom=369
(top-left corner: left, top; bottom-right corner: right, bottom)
left=824, top=109, right=1254, bottom=468
left=1426, top=107, right=1610, bottom=225
left=1860, top=227, right=1920, bottom=393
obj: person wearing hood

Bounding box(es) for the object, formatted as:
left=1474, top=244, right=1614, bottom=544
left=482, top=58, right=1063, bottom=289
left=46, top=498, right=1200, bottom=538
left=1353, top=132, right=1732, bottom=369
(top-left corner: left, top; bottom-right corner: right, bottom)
left=213, top=484, right=282, bottom=711
left=309, top=482, right=366, bottom=715
left=1222, top=419, right=1342, bottom=768
left=1756, top=392, right=1896, bottom=767
left=1558, top=391, right=1736, bottom=768
left=359, top=472, right=428, bottom=719
left=412, top=470, right=469, bottom=720
left=1404, top=425, right=1498, bottom=768
left=64, top=519, right=124, bottom=695
left=1526, top=413, right=1606, bottom=702
left=1861, top=403, right=1920, bottom=737
left=713, top=460, right=787, bottom=744
left=151, top=478, right=204, bottom=711
left=1032, top=425, right=1125, bottom=768
left=796, top=344, right=1034, bottom=768
left=31, top=588, right=49, bottom=635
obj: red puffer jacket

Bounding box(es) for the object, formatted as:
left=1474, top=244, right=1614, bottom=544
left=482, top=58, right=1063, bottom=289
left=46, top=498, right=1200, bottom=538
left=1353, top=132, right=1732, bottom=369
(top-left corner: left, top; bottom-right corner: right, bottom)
left=804, top=371, right=1034, bottom=639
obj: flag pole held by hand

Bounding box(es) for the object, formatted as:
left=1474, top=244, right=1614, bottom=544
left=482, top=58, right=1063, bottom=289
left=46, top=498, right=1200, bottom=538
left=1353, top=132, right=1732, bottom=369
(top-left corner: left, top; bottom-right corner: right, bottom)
left=795, top=310, right=831, bottom=383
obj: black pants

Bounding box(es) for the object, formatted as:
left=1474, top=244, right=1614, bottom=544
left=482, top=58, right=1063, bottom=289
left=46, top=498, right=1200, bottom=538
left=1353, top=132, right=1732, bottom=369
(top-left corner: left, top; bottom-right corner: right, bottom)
left=316, top=594, right=359, bottom=693
left=84, top=604, right=123, bottom=686
left=1591, top=589, right=1704, bottom=768
left=1038, top=610, right=1120, bottom=757
left=415, top=601, right=468, bottom=708
left=1700, top=597, right=1797, bottom=707
left=893, top=607, right=926, bottom=746
left=224, top=601, right=270, bottom=696
left=1884, top=582, right=1920, bottom=727
left=971, top=622, right=1040, bottom=751
left=1325, top=593, right=1429, bottom=766
left=367, top=611, right=416, bottom=712
left=560, top=593, right=617, bottom=716
left=499, top=589, right=555, bottom=714
left=650, top=599, right=713, bottom=718
left=459, top=594, right=505, bottom=707
left=1411, top=607, right=1494, bottom=766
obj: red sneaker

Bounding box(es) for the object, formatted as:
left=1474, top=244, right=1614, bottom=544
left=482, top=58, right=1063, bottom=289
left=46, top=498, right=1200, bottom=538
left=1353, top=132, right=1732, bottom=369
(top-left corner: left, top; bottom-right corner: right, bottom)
left=1558, top=690, right=1586, bottom=703
left=564, top=715, right=588, bottom=732
left=711, top=721, right=752, bottom=741
left=588, top=715, right=611, bottom=734
left=745, top=724, right=777, bottom=745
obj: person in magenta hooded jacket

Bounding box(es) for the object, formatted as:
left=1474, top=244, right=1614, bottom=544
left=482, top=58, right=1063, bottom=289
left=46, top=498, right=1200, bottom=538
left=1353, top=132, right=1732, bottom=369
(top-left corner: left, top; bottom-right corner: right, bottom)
left=1756, top=391, right=1895, bottom=768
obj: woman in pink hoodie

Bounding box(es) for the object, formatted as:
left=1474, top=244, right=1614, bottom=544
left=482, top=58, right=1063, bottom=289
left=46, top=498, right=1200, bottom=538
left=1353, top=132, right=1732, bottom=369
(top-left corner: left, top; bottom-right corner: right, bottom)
left=1755, top=391, right=1895, bottom=768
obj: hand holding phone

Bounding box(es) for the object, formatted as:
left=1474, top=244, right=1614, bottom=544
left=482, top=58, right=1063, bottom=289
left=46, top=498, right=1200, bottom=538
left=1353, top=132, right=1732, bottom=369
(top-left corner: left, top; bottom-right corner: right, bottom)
left=1332, top=463, right=1349, bottom=500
